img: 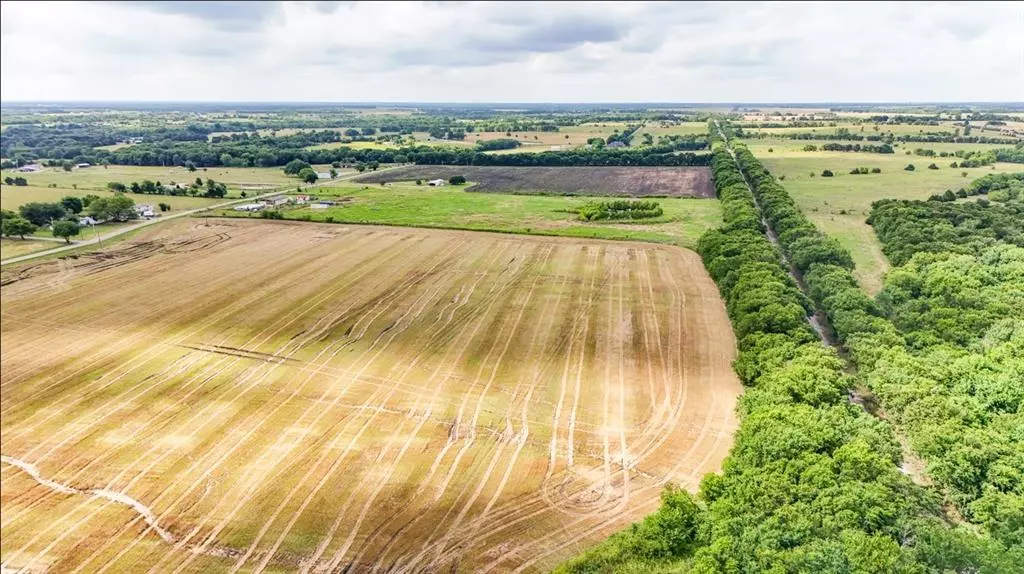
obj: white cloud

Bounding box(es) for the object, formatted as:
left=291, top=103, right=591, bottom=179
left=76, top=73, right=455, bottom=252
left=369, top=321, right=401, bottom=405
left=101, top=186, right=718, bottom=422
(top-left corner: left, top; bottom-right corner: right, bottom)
left=1, top=1, right=1021, bottom=102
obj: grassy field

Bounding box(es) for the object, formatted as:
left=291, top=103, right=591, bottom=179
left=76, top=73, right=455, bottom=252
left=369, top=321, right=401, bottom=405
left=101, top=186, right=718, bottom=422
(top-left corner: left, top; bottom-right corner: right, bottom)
left=0, top=238, right=56, bottom=260
left=0, top=218, right=740, bottom=573
left=353, top=166, right=714, bottom=198
left=643, top=122, right=709, bottom=137
left=1, top=185, right=229, bottom=212
left=218, top=182, right=721, bottom=249
left=744, top=138, right=1024, bottom=292
left=0, top=165, right=297, bottom=193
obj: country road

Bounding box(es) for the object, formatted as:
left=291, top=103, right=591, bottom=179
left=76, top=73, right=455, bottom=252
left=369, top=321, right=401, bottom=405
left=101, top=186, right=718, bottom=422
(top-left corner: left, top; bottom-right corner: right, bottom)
left=0, top=166, right=398, bottom=266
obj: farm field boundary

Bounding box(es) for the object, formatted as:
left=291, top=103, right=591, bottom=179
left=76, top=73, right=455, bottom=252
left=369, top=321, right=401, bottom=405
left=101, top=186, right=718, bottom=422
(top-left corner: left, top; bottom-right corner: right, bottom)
left=353, top=165, right=715, bottom=198
left=0, top=219, right=741, bottom=573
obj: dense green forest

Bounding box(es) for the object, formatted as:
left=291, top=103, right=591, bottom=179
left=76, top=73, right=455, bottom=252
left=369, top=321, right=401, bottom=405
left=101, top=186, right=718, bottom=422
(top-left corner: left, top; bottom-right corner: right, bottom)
left=869, top=175, right=1024, bottom=265
left=721, top=125, right=1023, bottom=557
left=556, top=131, right=1019, bottom=573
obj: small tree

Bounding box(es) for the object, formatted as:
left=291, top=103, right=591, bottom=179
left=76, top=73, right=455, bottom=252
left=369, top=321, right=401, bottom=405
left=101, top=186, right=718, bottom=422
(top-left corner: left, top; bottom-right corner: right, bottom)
left=107, top=182, right=126, bottom=192
left=52, top=221, right=81, bottom=243
left=284, top=159, right=312, bottom=175
left=61, top=196, right=84, bottom=214
left=62, top=162, right=73, bottom=172
left=1, top=216, right=37, bottom=239
left=449, top=175, right=467, bottom=185
left=298, top=168, right=318, bottom=184
left=355, top=164, right=367, bottom=173
left=185, top=161, right=197, bottom=172
left=329, top=168, right=338, bottom=179
left=158, top=202, right=171, bottom=212
left=416, top=179, right=422, bottom=185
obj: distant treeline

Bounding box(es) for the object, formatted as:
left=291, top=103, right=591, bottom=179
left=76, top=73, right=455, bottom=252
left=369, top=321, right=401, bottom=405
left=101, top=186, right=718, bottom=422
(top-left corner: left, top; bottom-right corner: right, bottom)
left=29, top=137, right=710, bottom=168
left=816, top=142, right=895, bottom=153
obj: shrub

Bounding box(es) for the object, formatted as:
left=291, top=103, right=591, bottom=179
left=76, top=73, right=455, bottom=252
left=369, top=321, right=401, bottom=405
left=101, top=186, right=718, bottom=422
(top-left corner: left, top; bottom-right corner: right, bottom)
left=578, top=199, right=663, bottom=221
left=927, top=163, right=939, bottom=170
left=905, top=164, right=916, bottom=171
left=821, top=170, right=834, bottom=177
left=448, top=175, right=467, bottom=185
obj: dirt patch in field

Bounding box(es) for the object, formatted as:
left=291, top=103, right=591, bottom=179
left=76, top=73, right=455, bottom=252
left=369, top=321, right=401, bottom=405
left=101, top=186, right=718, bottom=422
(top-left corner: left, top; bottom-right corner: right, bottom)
left=1, top=219, right=739, bottom=573
left=354, top=166, right=715, bottom=198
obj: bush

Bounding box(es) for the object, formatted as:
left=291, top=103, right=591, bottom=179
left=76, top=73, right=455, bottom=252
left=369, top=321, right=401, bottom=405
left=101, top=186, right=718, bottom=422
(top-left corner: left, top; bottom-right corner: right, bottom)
left=821, top=169, right=834, bottom=177
left=927, top=163, right=939, bottom=170
left=578, top=199, right=663, bottom=221
left=260, top=210, right=284, bottom=219
left=905, top=164, right=916, bottom=171
left=448, top=175, right=467, bottom=185
left=871, top=167, right=882, bottom=173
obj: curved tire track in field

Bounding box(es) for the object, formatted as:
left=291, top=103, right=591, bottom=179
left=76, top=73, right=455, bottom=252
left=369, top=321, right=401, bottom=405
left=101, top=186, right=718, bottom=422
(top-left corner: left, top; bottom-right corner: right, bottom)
left=1, top=224, right=741, bottom=574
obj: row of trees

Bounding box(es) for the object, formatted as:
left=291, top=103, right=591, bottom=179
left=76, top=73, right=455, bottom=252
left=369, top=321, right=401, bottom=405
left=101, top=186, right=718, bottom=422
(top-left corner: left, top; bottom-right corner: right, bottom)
left=106, top=177, right=227, bottom=198
left=475, top=138, right=521, bottom=151
left=819, top=142, right=895, bottom=153
left=726, top=127, right=1023, bottom=554
left=558, top=136, right=1016, bottom=573
left=745, top=129, right=1019, bottom=145
left=576, top=199, right=662, bottom=221
left=36, top=137, right=714, bottom=169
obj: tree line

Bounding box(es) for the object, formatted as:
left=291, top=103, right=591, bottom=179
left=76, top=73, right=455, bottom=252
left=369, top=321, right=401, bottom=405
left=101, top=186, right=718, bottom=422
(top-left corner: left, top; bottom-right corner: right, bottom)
left=69, top=139, right=712, bottom=168
left=576, top=199, right=662, bottom=221
left=818, top=142, right=895, bottom=153
left=556, top=134, right=1018, bottom=573
left=728, top=133, right=1023, bottom=557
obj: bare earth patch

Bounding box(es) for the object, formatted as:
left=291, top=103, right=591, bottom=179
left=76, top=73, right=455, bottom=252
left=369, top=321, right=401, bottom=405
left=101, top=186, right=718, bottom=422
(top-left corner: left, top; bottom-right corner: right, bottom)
left=354, top=166, right=715, bottom=197
left=1, top=219, right=739, bottom=573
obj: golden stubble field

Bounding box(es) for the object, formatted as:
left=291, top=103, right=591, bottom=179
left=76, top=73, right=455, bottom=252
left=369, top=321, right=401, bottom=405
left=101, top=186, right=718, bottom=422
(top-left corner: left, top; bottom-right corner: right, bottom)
left=0, top=219, right=741, bottom=573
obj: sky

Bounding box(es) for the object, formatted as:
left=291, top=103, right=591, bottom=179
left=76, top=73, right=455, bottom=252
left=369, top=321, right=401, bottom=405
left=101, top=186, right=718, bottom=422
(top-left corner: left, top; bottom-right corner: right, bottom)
left=2, top=1, right=1022, bottom=103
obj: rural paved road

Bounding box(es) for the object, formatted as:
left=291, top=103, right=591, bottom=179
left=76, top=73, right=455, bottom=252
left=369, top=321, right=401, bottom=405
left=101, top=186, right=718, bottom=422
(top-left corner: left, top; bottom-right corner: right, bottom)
left=0, top=165, right=401, bottom=266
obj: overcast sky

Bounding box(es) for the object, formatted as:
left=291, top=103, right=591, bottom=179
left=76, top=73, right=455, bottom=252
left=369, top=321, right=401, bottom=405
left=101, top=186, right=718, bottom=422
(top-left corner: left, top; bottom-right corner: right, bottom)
left=2, top=1, right=1022, bottom=103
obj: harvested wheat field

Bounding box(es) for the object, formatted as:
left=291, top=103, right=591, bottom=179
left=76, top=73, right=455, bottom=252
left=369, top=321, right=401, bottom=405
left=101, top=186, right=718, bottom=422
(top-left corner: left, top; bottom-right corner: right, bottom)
left=0, top=219, right=741, bottom=573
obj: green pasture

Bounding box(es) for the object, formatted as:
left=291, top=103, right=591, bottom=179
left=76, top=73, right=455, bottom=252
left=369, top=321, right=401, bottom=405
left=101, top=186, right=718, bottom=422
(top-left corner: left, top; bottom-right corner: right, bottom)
left=750, top=142, right=1024, bottom=293
left=213, top=181, right=722, bottom=249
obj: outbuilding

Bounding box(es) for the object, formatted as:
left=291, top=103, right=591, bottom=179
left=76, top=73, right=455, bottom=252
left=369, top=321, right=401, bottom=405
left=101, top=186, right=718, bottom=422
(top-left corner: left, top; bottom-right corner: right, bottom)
left=427, top=179, right=446, bottom=186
